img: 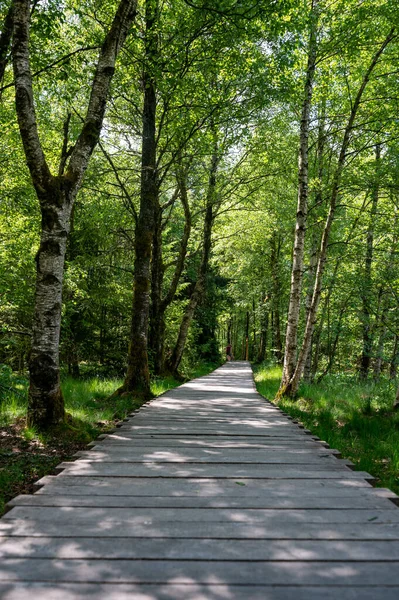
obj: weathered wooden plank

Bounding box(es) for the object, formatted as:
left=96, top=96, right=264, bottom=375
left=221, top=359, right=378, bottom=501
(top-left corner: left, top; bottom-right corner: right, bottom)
left=0, top=583, right=398, bottom=600
left=54, top=462, right=371, bottom=479
left=3, top=520, right=399, bottom=539
left=3, top=537, right=399, bottom=561
left=73, top=450, right=343, bottom=464
left=94, top=436, right=323, bottom=448
left=2, top=559, right=399, bottom=585
left=7, top=492, right=397, bottom=510
left=4, top=506, right=399, bottom=524
left=34, top=475, right=374, bottom=493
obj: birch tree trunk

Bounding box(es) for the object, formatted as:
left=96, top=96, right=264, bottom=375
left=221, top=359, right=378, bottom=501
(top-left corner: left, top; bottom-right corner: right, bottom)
left=279, top=0, right=319, bottom=391
left=12, top=0, right=137, bottom=427
left=281, top=29, right=395, bottom=398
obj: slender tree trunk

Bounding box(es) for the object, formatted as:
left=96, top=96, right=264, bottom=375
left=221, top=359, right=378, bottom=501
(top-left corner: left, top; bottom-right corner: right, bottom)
left=0, top=0, right=14, bottom=88
left=120, top=0, right=158, bottom=396
left=304, top=102, right=325, bottom=382
left=303, top=239, right=318, bottom=382
left=390, top=335, right=399, bottom=379
left=270, top=233, right=283, bottom=363
left=360, top=143, right=381, bottom=379
left=317, top=302, right=346, bottom=382
left=148, top=204, right=163, bottom=374
left=281, top=31, right=394, bottom=398
left=167, top=149, right=218, bottom=374
left=280, top=1, right=319, bottom=390
left=245, top=310, right=250, bottom=361
left=150, top=168, right=191, bottom=375
left=257, top=293, right=269, bottom=363
left=12, top=0, right=137, bottom=427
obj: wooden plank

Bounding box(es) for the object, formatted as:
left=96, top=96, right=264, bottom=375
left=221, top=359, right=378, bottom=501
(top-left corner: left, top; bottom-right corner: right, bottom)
left=34, top=475, right=375, bottom=493
left=94, top=436, right=323, bottom=447
left=3, top=537, right=399, bottom=561
left=73, top=450, right=344, bottom=464
left=53, top=462, right=371, bottom=479
left=0, top=583, right=398, bottom=600
left=5, top=506, right=399, bottom=524
left=3, top=519, right=399, bottom=539
left=8, top=492, right=398, bottom=510
left=2, top=558, right=399, bottom=585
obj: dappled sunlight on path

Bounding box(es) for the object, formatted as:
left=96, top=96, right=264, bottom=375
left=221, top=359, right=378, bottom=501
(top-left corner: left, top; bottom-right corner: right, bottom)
left=1, top=361, right=399, bottom=599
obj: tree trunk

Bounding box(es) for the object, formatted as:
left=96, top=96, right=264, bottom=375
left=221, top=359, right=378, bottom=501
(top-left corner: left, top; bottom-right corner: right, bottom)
left=120, top=0, right=158, bottom=396
left=149, top=203, right=163, bottom=374
left=281, top=31, right=394, bottom=398
left=167, top=148, right=218, bottom=375
left=149, top=167, right=191, bottom=375
left=280, top=0, right=319, bottom=390
left=257, top=293, right=269, bottom=364
left=0, top=0, right=14, bottom=87
left=390, top=335, right=399, bottom=379
left=360, top=143, right=381, bottom=379
left=12, top=0, right=137, bottom=427
left=270, top=233, right=283, bottom=364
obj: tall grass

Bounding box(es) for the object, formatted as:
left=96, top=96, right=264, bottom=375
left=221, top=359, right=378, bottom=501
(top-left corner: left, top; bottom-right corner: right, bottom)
left=254, top=363, right=399, bottom=495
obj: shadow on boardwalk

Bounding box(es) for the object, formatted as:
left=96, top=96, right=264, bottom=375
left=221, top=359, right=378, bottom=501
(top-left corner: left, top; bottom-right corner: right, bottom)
left=1, top=362, right=399, bottom=599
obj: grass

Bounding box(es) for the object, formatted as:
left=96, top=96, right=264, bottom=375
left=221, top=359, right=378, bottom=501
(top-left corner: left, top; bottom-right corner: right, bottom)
left=254, top=363, right=399, bottom=495
left=0, top=361, right=219, bottom=515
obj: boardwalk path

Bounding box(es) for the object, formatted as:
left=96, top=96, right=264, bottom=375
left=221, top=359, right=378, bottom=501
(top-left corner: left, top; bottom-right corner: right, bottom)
left=1, top=361, right=399, bottom=599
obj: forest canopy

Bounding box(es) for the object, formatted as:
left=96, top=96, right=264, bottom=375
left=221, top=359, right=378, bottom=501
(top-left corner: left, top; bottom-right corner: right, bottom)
left=1, top=0, right=399, bottom=428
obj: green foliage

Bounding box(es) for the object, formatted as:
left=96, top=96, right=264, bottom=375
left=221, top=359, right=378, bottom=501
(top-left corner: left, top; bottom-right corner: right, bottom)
left=255, top=364, right=399, bottom=495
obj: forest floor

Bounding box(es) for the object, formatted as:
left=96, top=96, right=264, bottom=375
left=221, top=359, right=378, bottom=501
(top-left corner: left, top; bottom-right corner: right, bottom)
left=254, top=364, right=399, bottom=496
left=0, top=361, right=218, bottom=516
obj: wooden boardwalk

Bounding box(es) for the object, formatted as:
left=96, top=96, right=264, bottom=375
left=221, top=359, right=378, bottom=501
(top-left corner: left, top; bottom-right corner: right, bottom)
left=1, top=361, right=399, bottom=599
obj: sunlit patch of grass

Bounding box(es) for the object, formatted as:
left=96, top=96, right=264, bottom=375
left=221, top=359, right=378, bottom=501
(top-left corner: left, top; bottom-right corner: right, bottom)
left=254, top=363, right=399, bottom=496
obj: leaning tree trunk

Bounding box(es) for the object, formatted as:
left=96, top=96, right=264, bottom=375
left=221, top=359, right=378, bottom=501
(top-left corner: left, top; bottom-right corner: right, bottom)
left=281, top=30, right=395, bottom=398
left=167, top=150, right=217, bottom=375
left=279, top=0, right=319, bottom=391
left=12, top=0, right=137, bottom=427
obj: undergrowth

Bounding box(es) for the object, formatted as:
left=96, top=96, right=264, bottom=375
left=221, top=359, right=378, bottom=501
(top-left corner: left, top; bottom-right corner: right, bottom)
left=254, top=363, right=399, bottom=495
left=0, top=361, right=218, bottom=515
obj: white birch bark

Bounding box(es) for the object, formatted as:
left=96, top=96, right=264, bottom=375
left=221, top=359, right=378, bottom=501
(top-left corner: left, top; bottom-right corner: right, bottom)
left=12, top=0, right=137, bottom=427
left=279, top=0, right=319, bottom=392
left=286, top=29, right=396, bottom=397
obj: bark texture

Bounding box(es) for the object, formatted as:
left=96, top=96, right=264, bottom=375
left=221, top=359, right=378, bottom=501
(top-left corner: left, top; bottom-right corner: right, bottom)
left=280, top=0, right=319, bottom=390
left=0, top=0, right=14, bottom=87
left=121, top=0, right=158, bottom=397
left=281, top=30, right=395, bottom=398
left=12, top=0, right=137, bottom=427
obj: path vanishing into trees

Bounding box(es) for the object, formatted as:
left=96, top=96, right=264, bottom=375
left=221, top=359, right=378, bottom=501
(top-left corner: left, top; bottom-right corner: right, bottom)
left=1, top=362, right=399, bottom=598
